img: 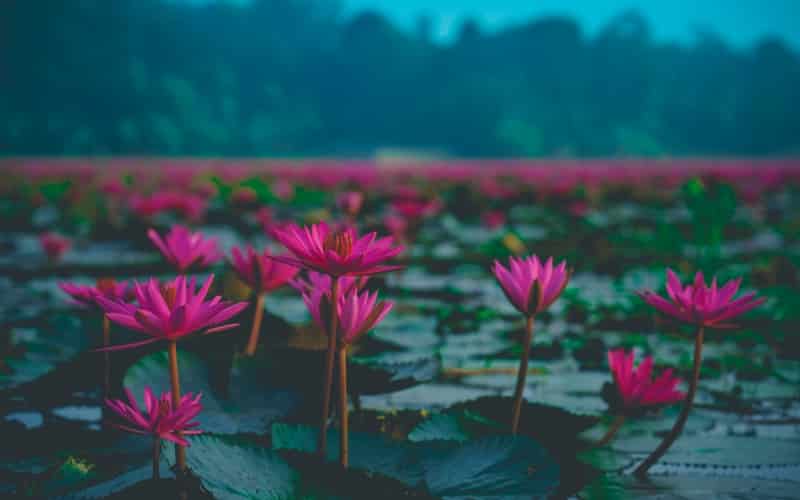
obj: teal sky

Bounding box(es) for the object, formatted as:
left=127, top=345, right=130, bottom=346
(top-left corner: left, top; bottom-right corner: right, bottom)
left=342, top=0, right=800, bottom=48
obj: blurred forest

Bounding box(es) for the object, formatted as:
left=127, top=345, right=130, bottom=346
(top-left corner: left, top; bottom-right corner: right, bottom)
left=1, top=0, right=799, bottom=157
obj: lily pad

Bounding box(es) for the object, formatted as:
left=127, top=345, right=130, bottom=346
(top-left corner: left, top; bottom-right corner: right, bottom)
left=0, top=314, right=90, bottom=391
left=163, top=435, right=297, bottom=500
left=271, top=423, right=561, bottom=498
left=124, top=350, right=301, bottom=435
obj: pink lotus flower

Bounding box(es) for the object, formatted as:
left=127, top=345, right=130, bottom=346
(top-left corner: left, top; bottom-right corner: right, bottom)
left=606, top=349, right=685, bottom=415
left=59, top=278, right=132, bottom=308
left=231, top=187, right=258, bottom=205
left=290, top=271, right=366, bottom=297
left=96, top=275, right=248, bottom=351
left=481, top=211, right=506, bottom=230
left=638, top=269, right=765, bottom=328
left=254, top=206, right=275, bottom=233
left=303, top=287, right=393, bottom=345
left=270, top=222, right=403, bottom=277
left=492, top=255, right=569, bottom=316
left=39, top=232, right=71, bottom=261
left=391, top=197, right=441, bottom=219
left=129, top=191, right=207, bottom=221
left=229, top=245, right=299, bottom=293
left=105, top=387, right=202, bottom=446
left=337, top=191, right=364, bottom=217
left=383, top=214, right=408, bottom=241
left=148, top=225, right=221, bottom=273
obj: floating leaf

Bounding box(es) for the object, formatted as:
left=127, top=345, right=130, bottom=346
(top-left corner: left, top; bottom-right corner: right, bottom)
left=124, top=350, right=300, bottom=435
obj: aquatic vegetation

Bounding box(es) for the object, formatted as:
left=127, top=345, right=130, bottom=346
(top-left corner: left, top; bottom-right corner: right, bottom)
left=0, top=160, right=792, bottom=498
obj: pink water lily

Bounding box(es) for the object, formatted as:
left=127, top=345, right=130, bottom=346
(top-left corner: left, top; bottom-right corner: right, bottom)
left=607, top=349, right=685, bottom=413
left=493, top=254, right=569, bottom=435
left=229, top=245, right=298, bottom=293
left=39, top=232, right=71, bottom=261
left=493, top=255, right=569, bottom=316
left=634, top=269, right=765, bottom=476
left=59, top=278, right=132, bottom=308
left=270, top=222, right=403, bottom=277
left=290, top=271, right=366, bottom=297
left=638, top=269, right=765, bottom=328
left=303, top=287, right=393, bottom=345
left=106, top=387, right=203, bottom=446
left=96, top=275, right=248, bottom=351
left=337, top=191, right=364, bottom=217
left=148, top=225, right=221, bottom=273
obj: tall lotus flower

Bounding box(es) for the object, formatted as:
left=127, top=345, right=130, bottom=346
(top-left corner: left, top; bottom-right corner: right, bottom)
left=60, top=278, right=133, bottom=395
left=270, top=222, right=403, bottom=277
left=106, top=387, right=202, bottom=479
left=634, top=270, right=764, bottom=476
left=97, top=274, right=246, bottom=472
left=230, top=245, right=299, bottom=356
left=39, top=232, right=71, bottom=261
left=147, top=225, right=221, bottom=273
left=272, top=222, right=402, bottom=459
left=638, top=269, right=765, bottom=329
left=96, top=275, right=247, bottom=351
left=594, top=349, right=685, bottom=448
left=301, top=287, right=393, bottom=468
left=492, top=255, right=569, bottom=434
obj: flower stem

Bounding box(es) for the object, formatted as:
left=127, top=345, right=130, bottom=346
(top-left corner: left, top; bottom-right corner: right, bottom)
left=634, top=327, right=705, bottom=477
left=593, top=415, right=626, bottom=448
left=152, top=437, right=161, bottom=480
left=338, top=343, right=349, bottom=468
left=510, top=315, right=534, bottom=434
left=167, top=340, right=186, bottom=472
left=319, top=277, right=339, bottom=458
left=102, top=314, right=111, bottom=398
left=243, top=293, right=266, bottom=356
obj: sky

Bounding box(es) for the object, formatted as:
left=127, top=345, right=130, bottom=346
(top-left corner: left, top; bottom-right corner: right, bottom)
left=342, top=0, right=800, bottom=48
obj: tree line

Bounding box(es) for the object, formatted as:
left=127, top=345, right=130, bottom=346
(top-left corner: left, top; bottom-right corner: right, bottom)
left=1, top=0, right=798, bottom=157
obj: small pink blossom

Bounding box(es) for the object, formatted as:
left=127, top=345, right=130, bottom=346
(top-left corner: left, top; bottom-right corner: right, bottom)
left=39, top=232, right=71, bottom=261
left=148, top=225, right=221, bottom=273
left=337, top=191, right=364, bottom=217
left=303, top=287, right=393, bottom=345
left=290, top=271, right=367, bottom=297
left=229, top=245, right=298, bottom=293
left=638, top=269, right=765, bottom=328
left=481, top=211, right=506, bottom=230
left=106, top=387, right=202, bottom=446
left=492, top=255, right=569, bottom=316
left=605, top=349, right=685, bottom=415
left=59, top=278, right=133, bottom=308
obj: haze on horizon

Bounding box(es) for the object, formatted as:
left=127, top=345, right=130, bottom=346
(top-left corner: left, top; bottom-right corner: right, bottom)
left=179, top=0, right=800, bottom=48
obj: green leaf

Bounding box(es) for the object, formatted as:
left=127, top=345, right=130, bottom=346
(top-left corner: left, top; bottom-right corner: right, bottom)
left=271, top=423, right=425, bottom=486
left=272, top=424, right=560, bottom=498
left=124, top=350, right=301, bottom=434
left=408, top=413, right=469, bottom=443
left=423, top=435, right=560, bottom=499
left=163, top=435, right=297, bottom=500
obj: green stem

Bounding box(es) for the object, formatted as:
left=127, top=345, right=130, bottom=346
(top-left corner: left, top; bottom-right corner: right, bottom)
left=634, top=327, right=704, bottom=476
left=318, top=277, right=339, bottom=457
left=167, top=341, right=186, bottom=472
left=510, top=315, right=534, bottom=434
